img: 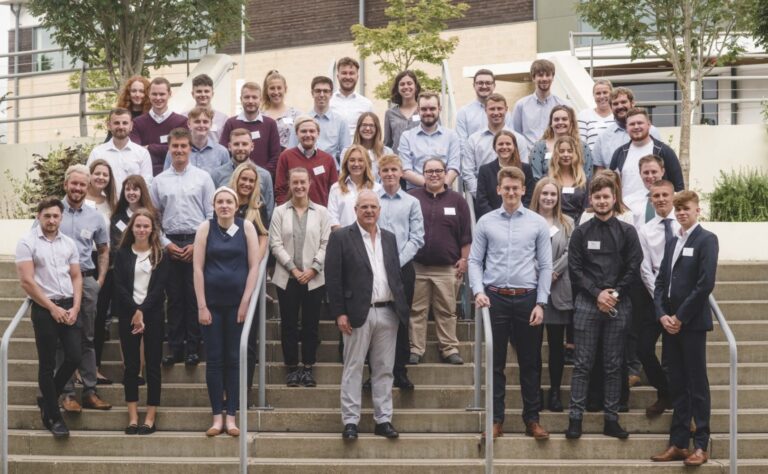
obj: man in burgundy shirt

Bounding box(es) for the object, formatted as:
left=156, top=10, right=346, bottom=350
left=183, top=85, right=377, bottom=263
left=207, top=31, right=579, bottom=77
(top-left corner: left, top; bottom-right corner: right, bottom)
left=219, top=82, right=281, bottom=177
left=274, top=116, right=338, bottom=207
left=130, top=77, right=188, bottom=176
left=408, top=158, right=471, bottom=367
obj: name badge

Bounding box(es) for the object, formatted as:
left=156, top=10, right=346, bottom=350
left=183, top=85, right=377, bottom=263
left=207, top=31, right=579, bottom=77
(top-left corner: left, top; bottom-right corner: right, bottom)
left=159, top=135, right=168, bottom=144
left=115, top=220, right=127, bottom=232
left=283, top=117, right=294, bottom=125
left=251, top=131, right=261, bottom=140
left=313, top=165, right=325, bottom=176
left=226, top=224, right=240, bottom=237
left=444, top=207, right=456, bottom=216
left=549, top=225, right=559, bottom=237
left=210, top=124, right=219, bottom=132
left=562, top=186, right=575, bottom=194
left=544, top=152, right=552, bottom=161
left=588, top=240, right=601, bottom=250
left=682, top=247, right=694, bottom=257
left=80, top=228, right=93, bottom=240
left=411, top=114, right=421, bottom=122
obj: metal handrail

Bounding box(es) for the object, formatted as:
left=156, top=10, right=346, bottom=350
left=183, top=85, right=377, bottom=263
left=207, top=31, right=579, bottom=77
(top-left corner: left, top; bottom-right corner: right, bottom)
left=477, top=306, right=494, bottom=474
left=709, top=294, right=738, bottom=474
left=1, top=298, right=32, bottom=474
left=238, top=255, right=269, bottom=474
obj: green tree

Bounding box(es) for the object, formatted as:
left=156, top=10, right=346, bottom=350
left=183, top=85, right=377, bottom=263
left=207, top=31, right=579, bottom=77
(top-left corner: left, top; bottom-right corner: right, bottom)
left=577, top=0, right=751, bottom=186
left=351, top=0, right=469, bottom=100
left=27, top=0, right=247, bottom=90
left=748, top=0, right=768, bottom=49
left=68, top=68, right=118, bottom=132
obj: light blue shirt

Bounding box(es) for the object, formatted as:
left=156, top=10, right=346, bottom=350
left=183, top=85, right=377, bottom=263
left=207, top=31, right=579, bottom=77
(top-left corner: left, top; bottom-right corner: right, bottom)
left=209, top=159, right=275, bottom=222
left=150, top=164, right=215, bottom=236
left=287, top=109, right=350, bottom=164
left=377, top=187, right=425, bottom=267
left=163, top=138, right=230, bottom=174
left=398, top=124, right=461, bottom=189
left=511, top=93, right=569, bottom=152
left=468, top=205, right=552, bottom=304
left=60, top=199, right=109, bottom=271
left=461, top=127, right=529, bottom=195
left=592, top=122, right=661, bottom=168
left=455, top=99, right=514, bottom=142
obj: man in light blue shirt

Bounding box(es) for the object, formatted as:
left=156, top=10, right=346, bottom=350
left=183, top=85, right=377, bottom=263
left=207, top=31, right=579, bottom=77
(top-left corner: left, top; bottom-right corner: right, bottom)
left=163, top=107, right=229, bottom=174
left=399, top=91, right=461, bottom=190
left=455, top=69, right=514, bottom=143
left=468, top=165, right=552, bottom=440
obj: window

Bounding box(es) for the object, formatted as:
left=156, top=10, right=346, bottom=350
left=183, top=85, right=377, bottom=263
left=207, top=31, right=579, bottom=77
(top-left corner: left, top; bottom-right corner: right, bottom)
left=620, top=80, right=719, bottom=126
left=33, top=27, right=76, bottom=72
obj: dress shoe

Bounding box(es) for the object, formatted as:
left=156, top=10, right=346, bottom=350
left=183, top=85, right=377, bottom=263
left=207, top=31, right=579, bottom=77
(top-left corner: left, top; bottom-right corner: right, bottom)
left=82, top=393, right=112, bottom=410
left=547, top=389, right=563, bottom=412
left=342, top=423, right=358, bottom=440
left=138, top=423, right=156, bottom=435
left=482, top=422, right=504, bottom=439
left=299, top=366, right=316, bottom=387
left=684, top=448, right=709, bottom=466
left=628, top=374, right=642, bottom=387
left=603, top=419, right=629, bottom=439
left=564, top=418, right=582, bottom=439
left=49, top=418, right=70, bottom=438
left=362, top=377, right=372, bottom=390
left=441, top=353, right=464, bottom=365
left=645, top=397, right=672, bottom=417
left=525, top=421, right=550, bottom=440
left=162, top=353, right=183, bottom=367
left=185, top=353, right=200, bottom=366
left=651, top=445, right=690, bottom=462
left=374, top=422, right=399, bottom=438
left=59, top=395, right=82, bottom=413
left=96, top=375, right=113, bottom=385
left=124, top=424, right=139, bottom=435
left=394, top=373, right=414, bottom=390
left=408, top=353, right=421, bottom=365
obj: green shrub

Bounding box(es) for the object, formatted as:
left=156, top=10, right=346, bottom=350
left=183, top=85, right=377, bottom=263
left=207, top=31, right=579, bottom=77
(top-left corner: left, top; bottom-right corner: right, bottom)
left=709, top=169, right=768, bottom=222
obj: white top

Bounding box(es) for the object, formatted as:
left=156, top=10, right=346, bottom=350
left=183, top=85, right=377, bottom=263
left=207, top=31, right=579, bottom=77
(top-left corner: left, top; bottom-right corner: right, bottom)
left=639, top=214, right=680, bottom=296
left=669, top=223, right=700, bottom=296
left=132, top=248, right=153, bottom=305
left=356, top=223, right=393, bottom=304
left=149, top=109, right=172, bottom=124
left=15, top=226, right=79, bottom=300
left=327, top=179, right=382, bottom=227
left=577, top=108, right=614, bottom=151
left=329, top=90, right=373, bottom=136
left=624, top=189, right=651, bottom=228
left=88, top=138, right=153, bottom=191
left=621, top=141, right=654, bottom=198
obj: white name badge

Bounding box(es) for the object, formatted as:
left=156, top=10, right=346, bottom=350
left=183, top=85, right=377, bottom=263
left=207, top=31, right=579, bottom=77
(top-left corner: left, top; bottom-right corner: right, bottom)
left=115, top=220, right=127, bottom=232
left=444, top=207, right=456, bottom=216
left=562, top=186, right=575, bottom=194
left=544, top=152, right=552, bottom=161
left=682, top=247, right=694, bottom=257
left=159, top=135, right=168, bottom=144
left=588, top=240, right=601, bottom=250
left=313, top=165, right=325, bottom=176
left=251, top=130, right=261, bottom=140
left=80, top=228, right=93, bottom=240
left=411, top=114, right=420, bottom=122
left=549, top=225, right=559, bottom=237
left=210, top=124, right=219, bottom=132
left=226, top=224, right=240, bottom=237
left=283, top=117, right=294, bottom=125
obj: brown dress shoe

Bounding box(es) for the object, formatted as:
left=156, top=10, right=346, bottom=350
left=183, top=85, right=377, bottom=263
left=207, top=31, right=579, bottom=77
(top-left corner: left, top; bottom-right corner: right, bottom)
left=684, top=448, right=708, bottom=466
left=645, top=397, right=672, bottom=417
left=525, top=421, right=550, bottom=440
left=482, top=422, right=504, bottom=439
left=628, top=375, right=642, bottom=387
left=82, top=393, right=112, bottom=410
left=59, top=395, right=82, bottom=413
left=650, top=445, right=689, bottom=462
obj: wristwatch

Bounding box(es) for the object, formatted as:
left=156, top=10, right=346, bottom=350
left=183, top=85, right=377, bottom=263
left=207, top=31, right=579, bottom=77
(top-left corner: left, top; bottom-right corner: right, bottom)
left=537, top=302, right=548, bottom=310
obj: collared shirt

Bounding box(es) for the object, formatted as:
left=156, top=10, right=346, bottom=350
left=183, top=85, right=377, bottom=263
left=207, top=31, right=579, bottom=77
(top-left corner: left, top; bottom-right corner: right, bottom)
left=149, top=109, right=172, bottom=124
left=150, top=164, right=215, bottom=235
left=182, top=109, right=229, bottom=143
left=410, top=187, right=472, bottom=266
left=163, top=138, right=230, bottom=174
left=378, top=187, right=425, bottom=267
left=669, top=223, right=700, bottom=296
left=330, top=91, right=373, bottom=136
left=639, top=214, right=680, bottom=296
left=511, top=93, right=569, bottom=152
left=592, top=122, right=661, bottom=168
left=87, top=138, right=153, bottom=191
left=209, top=159, right=275, bottom=222
left=398, top=124, right=461, bottom=190
left=60, top=199, right=109, bottom=271
left=237, top=111, right=264, bottom=124
left=468, top=205, right=552, bottom=304
left=288, top=109, right=351, bottom=163
left=461, top=127, right=529, bottom=195
left=327, top=178, right=382, bottom=228
left=15, top=226, right=79, bottom=299
left=339, top=145, right=393, bottom=180
left=625, top=189, right=654, bottom=228
left=356, top=222, right=394, bottom=304
left=455, top=99, right=515, bottom=142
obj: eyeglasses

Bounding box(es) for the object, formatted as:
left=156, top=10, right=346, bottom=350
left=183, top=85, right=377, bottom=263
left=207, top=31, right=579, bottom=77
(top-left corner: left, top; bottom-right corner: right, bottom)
left=313, top=89, right=332, bottom=95
left=424, top=169, right=445, bottom=176
left=475, top=81, right=494, bottom=87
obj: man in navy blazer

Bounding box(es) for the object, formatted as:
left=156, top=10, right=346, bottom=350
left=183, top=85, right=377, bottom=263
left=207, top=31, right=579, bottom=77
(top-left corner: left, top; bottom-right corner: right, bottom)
left=651, top=190, right=719, bottom=466
left=325, top=190, right=409, bottom=441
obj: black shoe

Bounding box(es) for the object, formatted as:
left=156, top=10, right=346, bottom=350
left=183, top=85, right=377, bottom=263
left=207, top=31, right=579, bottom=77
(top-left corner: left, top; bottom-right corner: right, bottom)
left=564, top=347, right=575, bottom=365
left=362, top=377, right=372, bottom=390
left=603, top=419, right=629, bottom=439
left=162, top=353, right=183, bottom=367
left=49, top=418, right=70, bottom=438
left=374, top=422, right=399, bottom=438
left=300, top=367, right=316, bottom=387
left=138, top=423, right=157, bottom=435
left=394, top=373, right=414, bottom=390
left=286, top=368, right=302, bottom=387
left=547, top=389, right=563, bottom=412
left=124, top=424, right=139, bottom=435
left=185, top=353, right=200, bottom=366
left=342, top=423, right=358, bottom=440
left=564, top=418, right=582, bottom=439
left=96, top=376, right=113, bottom=385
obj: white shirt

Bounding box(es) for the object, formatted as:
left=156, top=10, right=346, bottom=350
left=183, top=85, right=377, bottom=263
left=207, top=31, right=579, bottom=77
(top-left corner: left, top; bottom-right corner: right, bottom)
left=327, top=179, right=382, bottom=228
left=669, top=223, right=700, bottom=296
left=624, top=189, right=651, bottom=228
left=330, top=90, right=373, bottom=136
left=132, top=248, right=153, bottom=305
left=149, top=109, right=172, bottom=124
left=638, top=214, right=680, bottom=296
left=621, top=140, right=654, bottom=198
left=88, top=138, right=153, bottom=191
left=15, top=226, right=79, bottom=300
left=356, top=222, right=393, bottom=304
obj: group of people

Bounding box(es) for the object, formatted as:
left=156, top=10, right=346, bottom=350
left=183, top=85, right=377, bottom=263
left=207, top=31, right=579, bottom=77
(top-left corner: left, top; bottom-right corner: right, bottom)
left=14, top=56, right=718, bottom=466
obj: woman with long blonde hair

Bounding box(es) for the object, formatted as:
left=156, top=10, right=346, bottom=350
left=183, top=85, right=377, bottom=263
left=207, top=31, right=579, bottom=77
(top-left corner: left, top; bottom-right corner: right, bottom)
left=327, top=145, right=381, bottom=230
left=529, top=105, right=594, bottom=180
left=548, top=136, right=588, bottom=222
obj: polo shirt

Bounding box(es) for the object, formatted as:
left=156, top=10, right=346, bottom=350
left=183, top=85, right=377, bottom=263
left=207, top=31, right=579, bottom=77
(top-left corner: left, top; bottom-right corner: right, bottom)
left=60, top=199, right=109, bottom=271
left=409, top=187, right=472, bottom=266
left=15, top=226, right=79, bottom=299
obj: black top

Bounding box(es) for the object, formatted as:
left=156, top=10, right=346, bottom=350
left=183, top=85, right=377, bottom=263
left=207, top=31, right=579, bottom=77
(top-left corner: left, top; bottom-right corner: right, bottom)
left=203, top=217, right=249, bottom=306
left=560, top=183, right=589, bottom=223
left=112, top=247, right=170, bottom=317
left=475, top=160, right=534, bottom=219
left=237, top=204, right=269, bottom=236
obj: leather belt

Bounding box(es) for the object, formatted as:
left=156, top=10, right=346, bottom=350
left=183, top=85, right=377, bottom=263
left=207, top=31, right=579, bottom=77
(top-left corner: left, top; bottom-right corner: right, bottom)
left=371, top=301, right=392, bottom=308
left=167, top=233, right=196, bottom=240
left=50, top=297, right=74, bottom=307
left=81, top=269, right=97, bottom=278
left=486, top=286, right=535, bottom=296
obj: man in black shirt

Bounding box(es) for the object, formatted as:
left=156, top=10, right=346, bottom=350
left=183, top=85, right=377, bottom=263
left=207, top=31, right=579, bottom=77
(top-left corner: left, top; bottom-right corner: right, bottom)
left=565, top=175, right=643, bottom=439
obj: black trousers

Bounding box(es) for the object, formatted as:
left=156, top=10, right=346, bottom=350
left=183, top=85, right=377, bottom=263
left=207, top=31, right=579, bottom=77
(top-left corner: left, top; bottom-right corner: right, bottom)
left=488, top=290, right=542, bottom=424
left=166, top=234, right=200, bottom=356
left=94, top=267, right=113, bottom=367
left=666, top=330, right=710, bottom=450
left=545, top=324, right=566, bottom=392
left=119, top=309, right=164, bottom=406
left=31, top=301, right=82, bottom=422
left=635, top=288, right=669, bottom=399
left=393, top=261, right=415, bottom=377
left=276, top=279, right=324, bottom=367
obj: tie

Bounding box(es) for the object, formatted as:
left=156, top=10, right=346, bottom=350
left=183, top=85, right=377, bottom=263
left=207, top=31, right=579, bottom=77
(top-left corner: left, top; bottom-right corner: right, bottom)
left=645, top=197, right=655, bottom=223
left=662, top=218, right=674, bottom=245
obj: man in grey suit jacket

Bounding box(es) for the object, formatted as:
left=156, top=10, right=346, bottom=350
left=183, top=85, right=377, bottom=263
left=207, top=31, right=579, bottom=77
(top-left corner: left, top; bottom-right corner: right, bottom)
left=325, top=190, right=409, bottom=441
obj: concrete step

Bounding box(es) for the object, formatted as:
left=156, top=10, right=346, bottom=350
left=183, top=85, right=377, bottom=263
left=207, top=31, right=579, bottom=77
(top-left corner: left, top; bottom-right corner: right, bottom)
left=712, top=281, right=768, bottom=301
left=717, top=262, right=768, bottom=281
left=8, top=455, right=237, bottom=474
left=716, top=300, right=768, bottom=321
left=0, top=278, right=25, bottom=298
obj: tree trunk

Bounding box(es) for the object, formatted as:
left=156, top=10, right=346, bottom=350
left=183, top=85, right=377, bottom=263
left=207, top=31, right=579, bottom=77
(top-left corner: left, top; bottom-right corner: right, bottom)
left=678, top=88, right=692, bottom=189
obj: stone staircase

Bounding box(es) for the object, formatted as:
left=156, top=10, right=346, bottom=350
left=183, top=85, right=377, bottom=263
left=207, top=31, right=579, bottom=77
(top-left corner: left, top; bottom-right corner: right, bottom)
left=1, top=258, right=767, bottom=473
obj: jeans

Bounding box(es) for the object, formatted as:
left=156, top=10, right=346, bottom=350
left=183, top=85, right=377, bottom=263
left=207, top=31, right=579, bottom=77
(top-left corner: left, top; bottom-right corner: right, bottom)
left=201, top=305, right=243, bottom=415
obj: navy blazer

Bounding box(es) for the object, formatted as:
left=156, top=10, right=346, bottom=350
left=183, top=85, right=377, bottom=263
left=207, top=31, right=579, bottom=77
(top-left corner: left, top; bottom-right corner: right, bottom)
left=653, top=225, right=719, bottom=332
left=325, top=223, right=409, bottom=328
left=113, top=247, right=170, bottom=318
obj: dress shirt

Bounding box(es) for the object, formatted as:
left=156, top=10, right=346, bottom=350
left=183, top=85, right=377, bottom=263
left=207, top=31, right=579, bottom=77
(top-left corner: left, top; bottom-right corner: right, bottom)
left=510, top=93, right=569, bottom=152
left=625, top=189, right=655, bottom=228
left=287, top=109, right=351, bottom=163
left=468, top=205, right=552, bottom=304
left=87, top=139, right=153, bottom=191
left=356, top=223, right=394, bottom=304
left=163, top=138, right=230, bottom=174
left=568, top=215, right=643, bottom=299
left=377, top=187, right=425, bottom=267
left=150, top=164, right=215, bottom=235
left=669, top=223, right=700, bottom=297
left=410, top=187, right=472, bottom=266
left=61, top=199, right=109, bottom=271
left=398, top=125, right=461, bottom=189
left=330, top=91, right=373, bottom=136
left=209, top=159, right=275, bottom=222
left=455, top=99, right=514, bottom=142
left=639, top=214, right=680, bottom=296
left=384, top=106, right=420, bottom=153
left=461, top=127, right=529, bottom=194
left=15, top=226, right=79, bottom=299
left=182, top=109, right=228, bottom=143
left=592, top=122, right=661, bottom=168
left=577, top=108, right=614, bottom=150
left=149, top=109, right=172, bottom=124
left=327, top=179, right=382, bottom=228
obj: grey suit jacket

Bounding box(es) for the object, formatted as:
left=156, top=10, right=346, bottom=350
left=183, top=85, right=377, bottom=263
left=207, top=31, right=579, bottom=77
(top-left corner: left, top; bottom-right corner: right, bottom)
left=550, top=216, right=574, bottom=311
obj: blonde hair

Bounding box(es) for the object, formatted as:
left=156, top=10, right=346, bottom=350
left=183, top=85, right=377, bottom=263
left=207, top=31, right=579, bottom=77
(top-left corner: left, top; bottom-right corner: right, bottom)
left=530, top=177, right=573, bottom=235
left=261, top=70, right=287, bottom=110
left=338, top=145, right=376, bottom=194
left=228, top=162, right=267, bottom=235
left=549, top=136, right=586, bottom=189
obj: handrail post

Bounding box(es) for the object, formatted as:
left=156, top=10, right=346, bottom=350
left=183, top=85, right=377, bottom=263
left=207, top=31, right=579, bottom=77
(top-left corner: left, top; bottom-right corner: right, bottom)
left=481, top=307, right=494, bottom=474
left=709, top=295, right=737, bottom=474
left=257, top=271, right=268, bottom=409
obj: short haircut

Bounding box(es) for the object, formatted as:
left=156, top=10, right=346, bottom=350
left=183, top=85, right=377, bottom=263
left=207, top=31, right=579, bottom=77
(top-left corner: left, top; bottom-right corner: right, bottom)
left=485, top=93, right=507, bottom=106
left=149, top=77, right=171, bottom=91
left=673, top=190, right=699, bottom=207
left=311, top=76, right=334, bottom=91
left=229, top=127, right=252, bottom=141
left=64, top=164, right=90, bottom=183
left=377, top=154, right=402, bottom=171
left=638, top=154, right=664, bottom=171
left=187, top=106, right=213, bottom=120
left=589, top=175, right=616, bottom=196
left=37, top=197, right=64, bottom=214
left=168, top=127, right=192, bottom=143
left=108, top=107, right=131, bottom=121
left=422, top=158, right=446, bottom=174
left=626, top=107, right=649, bottom=121
left=650, top=179, right=674, bottom=190
left=593, top=79, right=613, bottom=91
left=530, top=59, right=555, bottom=77
left=355, top=189, right=380, bottom=207
left=192, top=74, right=213, bottom=88
left=294, top=115, right=320, bottom=133
left=241, top=82, right=261, bottom=95
left=418, top=91, right=441, bottom=106
left=473, top=69, right=495, bottom=82
left=497, top=165, right=526, bottom=184
left=610, top=87, right=635, bottom=102
left=337, top=57, right=360, bottom=70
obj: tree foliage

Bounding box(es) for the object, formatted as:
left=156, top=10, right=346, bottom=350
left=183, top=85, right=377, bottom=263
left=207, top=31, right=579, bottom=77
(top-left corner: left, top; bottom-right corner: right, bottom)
left=748, top=0, right=768, bottom=50
left=351, top=0, right=469, bottom=100
left=27, top=0, right=247, bottom=90
left=576, top=0, right=751, bottom=187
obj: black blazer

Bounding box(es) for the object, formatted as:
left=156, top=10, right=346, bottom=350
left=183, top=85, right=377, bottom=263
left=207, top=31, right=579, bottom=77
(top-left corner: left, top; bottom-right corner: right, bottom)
left=654, top=225, right=719, bottom=332
left=325, top=223, right=409, bottom=328
left=475, top=160, right=534, bottom=219
left=113, top=247, right=170, bottom=317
